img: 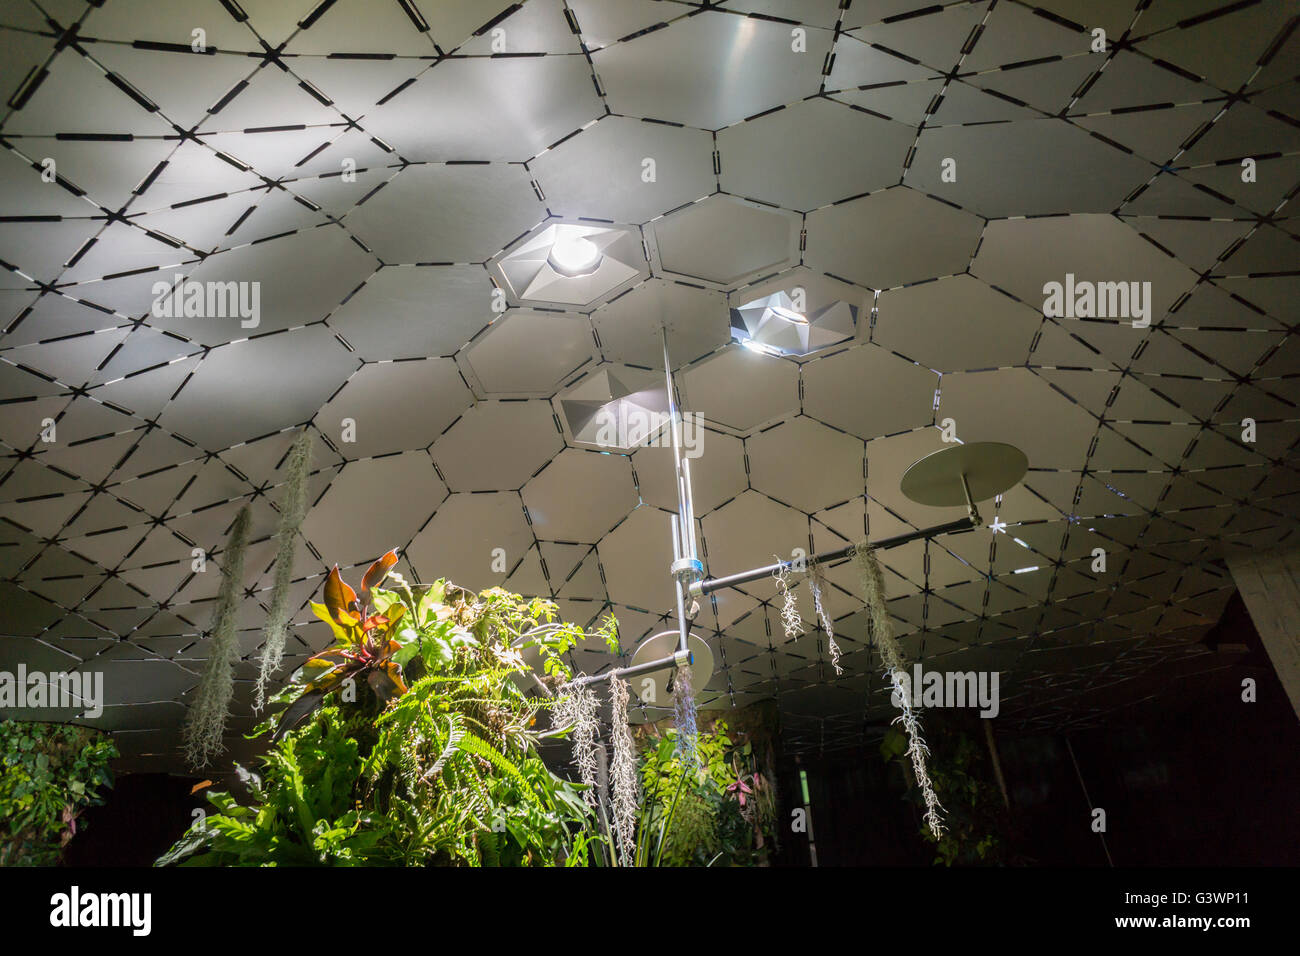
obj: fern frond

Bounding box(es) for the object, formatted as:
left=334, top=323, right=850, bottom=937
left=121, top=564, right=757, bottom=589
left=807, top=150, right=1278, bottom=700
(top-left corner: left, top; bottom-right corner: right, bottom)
left=458, top=733, right=541, bottom=806
left=425, top=713, right=466, bottom=781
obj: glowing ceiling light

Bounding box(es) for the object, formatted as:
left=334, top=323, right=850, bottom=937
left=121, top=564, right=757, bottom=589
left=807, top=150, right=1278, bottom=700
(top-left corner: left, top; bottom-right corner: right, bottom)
left=558, top=367, right=671, bottom=452
left=769, top=304, right=808, bottom=324
left=547, top=235, right=603, bottom=277
left=729, top=289, right=856, bottom=356
left=489, top=222, right=645, bottom=307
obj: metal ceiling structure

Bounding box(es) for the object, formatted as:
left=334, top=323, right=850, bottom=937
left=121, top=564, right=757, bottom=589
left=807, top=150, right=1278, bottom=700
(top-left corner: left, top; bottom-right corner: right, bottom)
left=0, top=0, right=1297, bottom=773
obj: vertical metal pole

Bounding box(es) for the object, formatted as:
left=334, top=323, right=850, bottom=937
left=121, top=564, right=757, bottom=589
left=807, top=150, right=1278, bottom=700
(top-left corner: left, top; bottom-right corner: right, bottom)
left=796, top=756, right=818, bottom=867
left=596, top=740, right=609, bottom=810
left=1065, top=736, right=1114, bottom=866
left=662, top=327, right=698, bottom=662
left=670, top=514, right=688, bottom=659
left=681, top=456, right=699, bottom=558
left=662, top=329, right=689, bottom=556
left=984, top=719, right=1011, bottom=811
left=959, top=471, right=981, bottom=525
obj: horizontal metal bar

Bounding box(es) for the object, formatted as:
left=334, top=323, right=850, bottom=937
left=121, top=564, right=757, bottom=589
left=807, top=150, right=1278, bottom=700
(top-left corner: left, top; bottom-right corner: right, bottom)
left=688, top=516, right=978, bottom=598
left=565, top=651, right=683, bottom=689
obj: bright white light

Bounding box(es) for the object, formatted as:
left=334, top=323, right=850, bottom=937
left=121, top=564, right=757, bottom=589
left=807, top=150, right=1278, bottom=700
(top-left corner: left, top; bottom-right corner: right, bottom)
left=547, top=235, right=603, bottom=277
left=1013, top=566, right=1039, bottom=574
left=770, top=304, right=808, bottom=324
left=741, top=338, right=778, bottom=356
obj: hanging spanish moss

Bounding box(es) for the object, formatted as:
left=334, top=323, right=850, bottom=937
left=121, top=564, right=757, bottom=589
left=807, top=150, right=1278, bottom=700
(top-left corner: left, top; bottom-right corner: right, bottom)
left=672, top=663, right=699, bottom=767
left=809, top=562, right=843, bottom=676
left=852, top=541, right=945, bottom=838
left=183, top=504, right=252, bottom=771
left=607, top=675, right=639, bottom=865
left=772, top=559, right=804, bottom=641
left=254, top=430, right=313, bottom=712
left=554, top=683, right=600, bottom=806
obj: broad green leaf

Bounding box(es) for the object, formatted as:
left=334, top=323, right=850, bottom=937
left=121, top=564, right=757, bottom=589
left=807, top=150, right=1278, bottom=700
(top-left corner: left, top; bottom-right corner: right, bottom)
left=371, top=590, right=403, bottom=614
left=309, top=602, right=360, bottom=644
left=392, top=642, right=421, bottom=668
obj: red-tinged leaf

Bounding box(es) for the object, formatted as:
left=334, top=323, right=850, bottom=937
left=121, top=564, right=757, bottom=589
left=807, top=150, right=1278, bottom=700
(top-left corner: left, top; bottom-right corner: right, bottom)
left=305, top=648, right=351, bottom=669
left=190, top=780, right=212, bottom=795
left=366, top=664, right=406, bottom=705
left=305, top=659, right=362, bottom=695
left=386, top=660, right=407, bottom=695
left=360, top=549, right=399, bottom=599
left=361, top=613, right=390, bottom=632
left=323, top=565, right=358, bottom=622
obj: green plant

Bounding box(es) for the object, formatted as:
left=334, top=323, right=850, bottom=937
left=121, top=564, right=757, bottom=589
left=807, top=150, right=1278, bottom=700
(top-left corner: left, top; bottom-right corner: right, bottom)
left=274, top=551, right=413, bottom=735
left=0, top=721, right=117, bottom=866
left=881, top=718, right=1008, bottom=866
left=636, top=720, right=776, bottom=866
left=159, top=560, right=618, bottom=867
left=625, top=765, right=689, bottom=867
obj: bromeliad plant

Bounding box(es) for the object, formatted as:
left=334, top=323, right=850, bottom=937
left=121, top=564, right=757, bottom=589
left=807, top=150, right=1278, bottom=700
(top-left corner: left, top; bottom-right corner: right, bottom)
left=275, top=550, right=412, bottom=736
left=159, top=551, right=622, bottom=866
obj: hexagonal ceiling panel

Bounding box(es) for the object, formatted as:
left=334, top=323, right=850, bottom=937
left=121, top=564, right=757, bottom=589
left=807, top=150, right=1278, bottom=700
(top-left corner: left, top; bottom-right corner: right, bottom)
left=2, top=0, right=1296, bottom=771
left=591, top=11, right=833, bottom=130
left=344, top=164, right=547, bottom=263
left=805, top=187, right=984, bottom=289
left=718, top=98, right=915, bottom=211
left=649, top=195, right=799, bottom=289
left=530, top=115, right=716, bottom=225
left=462, top=309, right=595, bottom=396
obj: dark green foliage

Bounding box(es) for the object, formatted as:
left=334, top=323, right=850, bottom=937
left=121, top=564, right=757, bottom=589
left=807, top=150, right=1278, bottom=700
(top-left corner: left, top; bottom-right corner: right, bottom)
left=638, top=720, right=778, bottom=866
left=881, top=715, right=1013, bottom=865
left=159, top=579, right=613, bottom=867
left=0, top=721, right=117, bottom=866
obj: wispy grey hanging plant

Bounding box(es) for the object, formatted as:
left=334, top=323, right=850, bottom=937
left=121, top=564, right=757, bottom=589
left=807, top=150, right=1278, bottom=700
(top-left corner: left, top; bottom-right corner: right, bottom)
left=852, top=541, right=944, bottom=838
left=809, top=562, right=843, bottom=676
left=608, top=674, right=639, bottom=865
left=554, top=683, right=600, bottom=806
left=183, top=504, right=252, bottom=771
left=253, top=430, right=313, bottom=712
left=772, top=558, right=804, bottom=642
left=672, top=663, right=699, bottom=768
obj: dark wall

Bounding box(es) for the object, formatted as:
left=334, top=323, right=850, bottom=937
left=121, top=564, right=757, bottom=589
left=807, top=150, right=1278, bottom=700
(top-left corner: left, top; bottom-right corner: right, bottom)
left=1054, top=684, right=1300, bottom=866
left=62, top=773, right=201, bottom=868
left=777, top=660, right=1300, bottom=866
left=776, top=751, right=931, bottom=866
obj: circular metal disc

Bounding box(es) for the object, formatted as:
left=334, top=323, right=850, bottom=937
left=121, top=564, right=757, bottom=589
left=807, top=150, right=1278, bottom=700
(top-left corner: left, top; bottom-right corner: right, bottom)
left=628, top=630, right=713, bottom=705
left=900, top=442, right=1028, bottom=507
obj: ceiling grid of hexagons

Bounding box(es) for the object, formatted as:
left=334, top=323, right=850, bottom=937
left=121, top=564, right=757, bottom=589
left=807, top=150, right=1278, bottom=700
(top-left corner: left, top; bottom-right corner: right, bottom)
left=0, top=0, right=1297, bottom=769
